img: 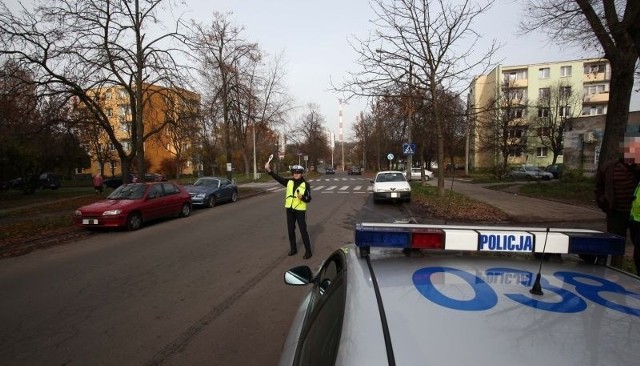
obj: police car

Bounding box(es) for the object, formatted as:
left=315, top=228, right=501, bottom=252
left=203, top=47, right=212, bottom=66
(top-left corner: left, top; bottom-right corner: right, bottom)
left=278, top=223, right=640, bottom=365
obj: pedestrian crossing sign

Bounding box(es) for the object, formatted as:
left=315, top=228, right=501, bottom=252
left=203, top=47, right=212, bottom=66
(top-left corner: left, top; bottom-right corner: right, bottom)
left=402, top=143, right=416, bottom=155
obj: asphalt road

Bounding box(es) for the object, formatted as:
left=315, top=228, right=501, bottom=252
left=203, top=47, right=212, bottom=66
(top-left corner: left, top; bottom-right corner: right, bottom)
left=0, top=174, right=408, bottom=366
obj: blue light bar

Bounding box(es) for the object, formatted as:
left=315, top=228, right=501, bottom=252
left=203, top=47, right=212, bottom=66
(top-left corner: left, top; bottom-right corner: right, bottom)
left=354, top=223, right=626, bottom=258
left=567, top=232, right=625, bottom=256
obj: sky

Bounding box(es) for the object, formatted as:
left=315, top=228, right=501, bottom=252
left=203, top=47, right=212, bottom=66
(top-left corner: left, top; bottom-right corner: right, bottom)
left=182, top=0, right=638, bottom=141
left=6, top=0, right=639, bottom=140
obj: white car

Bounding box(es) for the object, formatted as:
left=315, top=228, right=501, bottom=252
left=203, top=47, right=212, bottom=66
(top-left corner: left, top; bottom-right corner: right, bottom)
left=371, top=171, right=411, bottom=203
left=279, top=222, right=639, bottom=366
left=403, top=167, right=434, bottom=180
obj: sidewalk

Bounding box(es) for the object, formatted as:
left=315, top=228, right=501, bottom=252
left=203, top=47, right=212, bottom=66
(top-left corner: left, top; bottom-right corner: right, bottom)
left=423, top=178, right=606, bottom=230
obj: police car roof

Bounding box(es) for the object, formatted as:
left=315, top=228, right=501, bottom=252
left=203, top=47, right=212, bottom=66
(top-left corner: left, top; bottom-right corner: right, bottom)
left=337, top=224, right=640, bottom=366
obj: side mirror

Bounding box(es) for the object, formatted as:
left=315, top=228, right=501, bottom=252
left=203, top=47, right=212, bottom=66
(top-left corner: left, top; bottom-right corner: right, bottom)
left=284, top=266, right=313, bottom=286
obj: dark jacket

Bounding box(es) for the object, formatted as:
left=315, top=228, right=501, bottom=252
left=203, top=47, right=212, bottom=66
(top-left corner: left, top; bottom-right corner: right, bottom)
left=595, top=158, right=640, bottom=213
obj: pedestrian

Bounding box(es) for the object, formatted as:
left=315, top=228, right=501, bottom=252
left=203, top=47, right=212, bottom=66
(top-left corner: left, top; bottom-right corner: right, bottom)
left=625, top=135, right=640, bottom=275
left=92, top=173, right=104, bottom=194
left=264, top=162, right=313, bottom=259
left=595, top=134, right=640, bottom=267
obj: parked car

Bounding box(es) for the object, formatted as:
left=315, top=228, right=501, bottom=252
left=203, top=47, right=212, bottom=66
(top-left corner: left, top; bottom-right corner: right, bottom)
left=183, top=176, right=238, bottom=208
left=325, top=167, right=335, bottom=175
left=102, top=175, right=128, bottom=189
left=371, top=170, right=411, bottom=203
left=143, top=172, right=167, bottom=182
left=72, top=182, right=191, bottom=230
left=509, top=165, right=554, bottom=180
left=545, top=163, right=564, bottom=179
left=403, top=167, right=434, bottom=180
left=39, top=172, right=61, bottom=189
left=278, top=222, right=637, bottom=366
left=348, top=166, right=362, bottom=175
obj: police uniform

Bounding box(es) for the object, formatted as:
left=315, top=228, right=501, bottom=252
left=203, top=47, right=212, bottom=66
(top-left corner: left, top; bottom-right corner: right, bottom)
left=267, top=165, right=312, bottom=259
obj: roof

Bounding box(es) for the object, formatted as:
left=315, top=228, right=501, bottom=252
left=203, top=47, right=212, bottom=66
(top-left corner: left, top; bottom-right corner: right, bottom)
left=339, top=245, right=640, bottom=366
left=334, top=223, right=640, bottom=365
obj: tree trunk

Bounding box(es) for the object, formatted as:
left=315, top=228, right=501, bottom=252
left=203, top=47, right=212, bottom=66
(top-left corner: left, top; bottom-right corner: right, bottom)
left=597, top=53, right=636, bottom=168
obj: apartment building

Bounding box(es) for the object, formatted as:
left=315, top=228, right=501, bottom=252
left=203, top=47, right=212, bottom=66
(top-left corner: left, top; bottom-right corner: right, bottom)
left=75, top=84, right=200, bottom=178
left=468, top=58, right=610, bottom=170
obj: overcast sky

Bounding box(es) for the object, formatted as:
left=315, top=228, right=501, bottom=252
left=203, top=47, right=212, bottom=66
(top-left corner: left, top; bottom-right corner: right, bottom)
left=186, top=0, right=638, bottom=140
left=7, top=0, right=638, bottom=140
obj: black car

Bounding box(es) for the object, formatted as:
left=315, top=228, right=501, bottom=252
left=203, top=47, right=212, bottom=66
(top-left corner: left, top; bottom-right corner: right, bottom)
left=39, top=172, right=61, bottom=189
left=545, top=163, right=564, bottom=179
left=348, top=166, right=362, bottom=175
left=325, top=167, right=335, bottom=174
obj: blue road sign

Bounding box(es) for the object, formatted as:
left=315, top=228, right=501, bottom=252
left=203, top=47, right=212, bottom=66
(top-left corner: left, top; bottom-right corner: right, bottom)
left=403, top=143, right=416, bottom=155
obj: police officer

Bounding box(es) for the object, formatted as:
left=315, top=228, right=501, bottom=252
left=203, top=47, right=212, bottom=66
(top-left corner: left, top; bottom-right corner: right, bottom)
left=264, top=162, right=312, bottom=259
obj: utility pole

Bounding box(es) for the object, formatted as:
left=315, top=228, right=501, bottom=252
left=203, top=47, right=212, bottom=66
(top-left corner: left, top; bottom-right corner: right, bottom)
left=406, top=63, right=413, bottom=180
left=339, top=98, right=344, bottom=171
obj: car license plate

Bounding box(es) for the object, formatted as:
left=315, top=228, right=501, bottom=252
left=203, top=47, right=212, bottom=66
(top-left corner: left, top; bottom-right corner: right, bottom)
left=391, top=192, right=398, bottom=198
left=82, top=219, right=98, bottom=225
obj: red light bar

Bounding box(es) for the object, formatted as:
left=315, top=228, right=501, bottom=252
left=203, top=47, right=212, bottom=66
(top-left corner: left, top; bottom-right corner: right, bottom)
left=411, top=230, right=445, bottom=249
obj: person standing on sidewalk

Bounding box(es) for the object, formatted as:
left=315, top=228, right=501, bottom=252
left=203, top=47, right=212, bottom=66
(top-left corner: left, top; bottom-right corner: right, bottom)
left=595, top=135, right=640, bottom=266
left=264, top=162, right=313, bottom=259
left=92, top=173, right=104, bottom=194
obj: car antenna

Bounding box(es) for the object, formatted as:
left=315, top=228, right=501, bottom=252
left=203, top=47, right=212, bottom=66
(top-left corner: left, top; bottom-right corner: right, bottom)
left=530, top=227, right=550, bottom=296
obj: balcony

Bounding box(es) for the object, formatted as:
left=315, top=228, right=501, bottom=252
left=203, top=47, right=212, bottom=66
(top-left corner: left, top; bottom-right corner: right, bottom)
left=583, top=92, right=609, bottom=104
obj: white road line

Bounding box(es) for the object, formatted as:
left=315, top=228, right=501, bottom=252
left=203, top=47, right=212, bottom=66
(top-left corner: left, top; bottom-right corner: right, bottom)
left=339, top=186, right=349, bottom=191
left=326, top=185, right=337, bottom=190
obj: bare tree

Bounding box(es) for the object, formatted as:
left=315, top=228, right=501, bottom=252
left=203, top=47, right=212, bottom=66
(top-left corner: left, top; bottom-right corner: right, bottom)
left=230, top=52, right=292, bottom=177
left=476, top=78, right=529, bottom=177
left=294, top=103, right=330, bottom=170
left=528, top=81, right=582, bottom=165
left=0, top=0, right=190, bottom=182
left=187, top=12, right=261, bottom=180
left=520, top=0, right=640, bottom=167
left=337, top=0, right=498, bottom=195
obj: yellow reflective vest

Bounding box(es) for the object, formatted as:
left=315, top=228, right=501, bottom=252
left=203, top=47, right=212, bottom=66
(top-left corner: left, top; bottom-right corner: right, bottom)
left=631, top=184, right=640, bottom=221
left=285, top=180, right=307, bottom=211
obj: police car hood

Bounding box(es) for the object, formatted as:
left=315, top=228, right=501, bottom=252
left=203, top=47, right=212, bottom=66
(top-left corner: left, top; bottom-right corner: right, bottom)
left=361, top=253, right=640, bottom=366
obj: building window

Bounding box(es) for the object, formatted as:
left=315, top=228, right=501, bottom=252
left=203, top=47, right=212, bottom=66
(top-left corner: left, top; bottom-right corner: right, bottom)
left=538, top=88, right=550, bottom=99
left=536, top=147, right=548, bottom=157
left=582, top=105, right=607, bottom=116
left=585, top=63, right=606, bottom=74
left=584, top=84, right=607, bottom=95
left=559, top=86, right=572, bottom=98
left=560, top=66, right=572, bottom=77
left=503, top=70, right=527, bottom=82
left=508, top=129, right=524, bottom=139
left=538, top=68, right=550, bottom=79
left=559, top=106, right=571, bottom=117
left=537, top=127, right=550, bottom=137
left=538, top=108, right=550, bottom=118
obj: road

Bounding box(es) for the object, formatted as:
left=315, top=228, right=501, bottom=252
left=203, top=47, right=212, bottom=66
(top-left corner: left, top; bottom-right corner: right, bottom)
left=0, top=173, right=409, bottom=365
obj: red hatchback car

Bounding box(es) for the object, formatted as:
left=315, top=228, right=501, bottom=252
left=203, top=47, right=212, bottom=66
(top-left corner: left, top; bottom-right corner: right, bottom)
left=73, top=182, right=192, bottom=230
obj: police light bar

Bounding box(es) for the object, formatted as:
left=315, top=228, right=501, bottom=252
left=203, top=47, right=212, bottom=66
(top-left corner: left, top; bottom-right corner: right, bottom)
left=354, top=223, right=625, bottom=257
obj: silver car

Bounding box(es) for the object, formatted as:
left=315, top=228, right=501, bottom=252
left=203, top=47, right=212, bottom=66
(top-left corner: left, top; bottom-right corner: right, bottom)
left=509, top=165, right=554, bottom=180
left=279, top=222, right=640, bottom=366
left=183, top=176, right=238, bottom=208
